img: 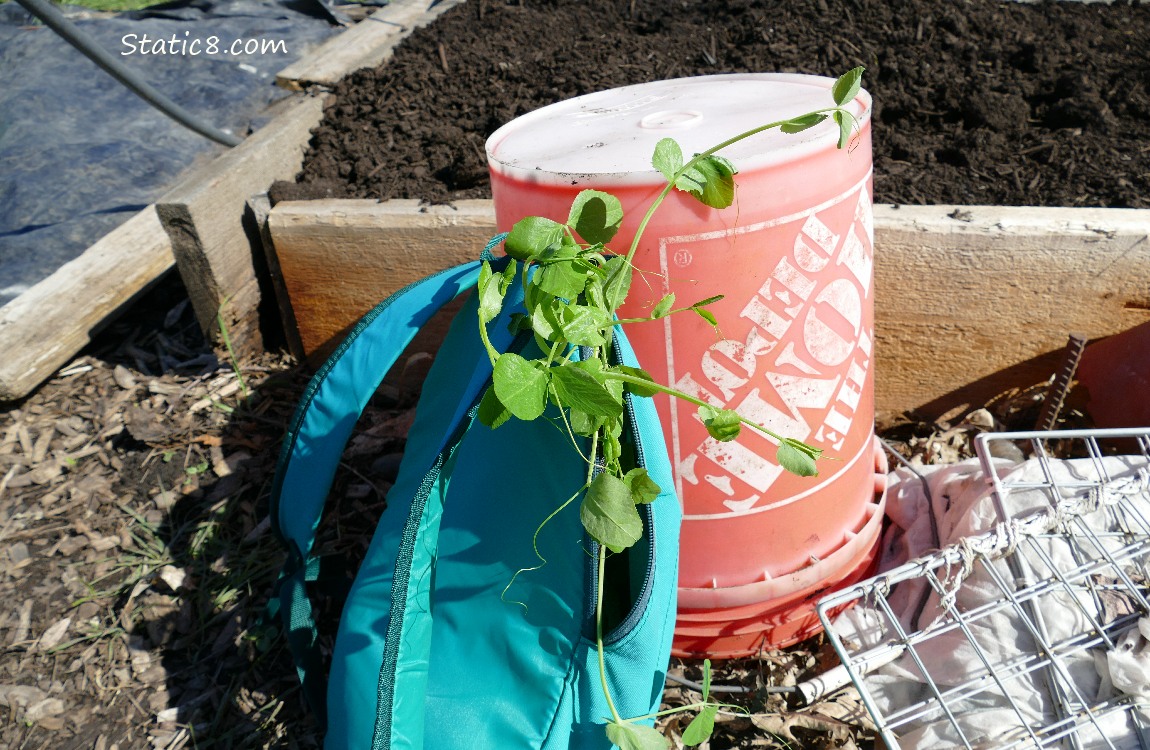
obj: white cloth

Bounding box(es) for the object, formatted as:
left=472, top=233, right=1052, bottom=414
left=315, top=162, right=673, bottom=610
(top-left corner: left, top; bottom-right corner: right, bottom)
left=831, top=455, right=1150, bottom=749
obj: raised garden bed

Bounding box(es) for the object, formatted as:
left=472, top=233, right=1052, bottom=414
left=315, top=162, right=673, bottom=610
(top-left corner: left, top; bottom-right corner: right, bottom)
left=265, top=0, right=1150, bottom=420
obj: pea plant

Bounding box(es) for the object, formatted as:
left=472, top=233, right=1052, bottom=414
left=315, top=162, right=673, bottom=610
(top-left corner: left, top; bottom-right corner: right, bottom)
left=476, top=68, right=865, bottom=749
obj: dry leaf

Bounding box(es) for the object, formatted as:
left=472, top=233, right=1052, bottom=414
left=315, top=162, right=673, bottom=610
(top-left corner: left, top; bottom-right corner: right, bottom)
left=0, top=684, right=47, bottom=708
left=25, top=697, right=66, bottom=722
left=156, top=565, right=187, bottom=593
left=35, top=617, right=71, bottom=652
left=120, top=579, right=151, bottom=631
left=750, top=710, right=855, bottom=744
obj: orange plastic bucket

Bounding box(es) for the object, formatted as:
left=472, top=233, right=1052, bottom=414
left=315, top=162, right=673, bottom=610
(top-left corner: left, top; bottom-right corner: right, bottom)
left=673, top=438, right=888, bottom=657
left=486, top=73, right=877, bottom=657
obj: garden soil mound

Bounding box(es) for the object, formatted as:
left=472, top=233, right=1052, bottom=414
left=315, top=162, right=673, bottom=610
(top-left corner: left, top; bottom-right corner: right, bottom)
left=281, top=0, right=1150, bottom=209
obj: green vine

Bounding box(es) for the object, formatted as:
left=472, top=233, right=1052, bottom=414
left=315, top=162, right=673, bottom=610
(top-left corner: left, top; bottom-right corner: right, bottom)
left=477, top=68, right=865, bottom=749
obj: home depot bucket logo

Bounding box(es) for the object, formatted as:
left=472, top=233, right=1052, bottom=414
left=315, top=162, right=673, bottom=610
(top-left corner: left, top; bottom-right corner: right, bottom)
left=656, top=177, right=874, bottom=517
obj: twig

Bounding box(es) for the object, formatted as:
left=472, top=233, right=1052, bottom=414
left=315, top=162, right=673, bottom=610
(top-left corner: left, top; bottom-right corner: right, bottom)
left=438, top=42, right=449, bottom=73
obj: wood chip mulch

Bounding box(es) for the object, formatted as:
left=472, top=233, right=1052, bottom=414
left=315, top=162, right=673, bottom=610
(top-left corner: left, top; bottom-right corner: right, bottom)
left=0, top=274, right=1090, bottom=749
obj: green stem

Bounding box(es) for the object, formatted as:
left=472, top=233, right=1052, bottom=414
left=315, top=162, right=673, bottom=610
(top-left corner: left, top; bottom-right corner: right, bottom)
left=596, top=544, right=622, bottom=724
left=625, top=702, right=717, bottom=722
left=586, top=431, right=600, bottom=487
left=624, top=181, right=677, bottom=266
left=623, top=106, right=852, bottom=266
left=603, top=371, right=794, bottom=447
left=544, top=339, right=564, bottom=368
left=614, top=303, right=721, bottom=326
left=478, top=313, right=499, bottom=367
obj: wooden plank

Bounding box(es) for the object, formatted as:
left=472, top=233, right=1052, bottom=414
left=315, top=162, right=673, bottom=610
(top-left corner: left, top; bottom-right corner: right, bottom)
left=267, top=198, right=493, bottom=362
left=156, top=94, right=328, bottom=359
left=275, top=0, right=466, bottom=91
left=266, top=199, right=1150, bottom=415
left=0, top=207, right=173, bottom=401
left=873, top=204, right=1150, bottom=418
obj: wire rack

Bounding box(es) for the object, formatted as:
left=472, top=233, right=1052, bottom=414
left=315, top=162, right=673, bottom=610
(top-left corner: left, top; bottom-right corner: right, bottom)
left=817, top=428, right=1150, bottom=750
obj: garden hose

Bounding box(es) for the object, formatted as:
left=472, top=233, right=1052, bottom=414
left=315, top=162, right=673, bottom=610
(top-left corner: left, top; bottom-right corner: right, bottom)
left=13, top=0, right=243, bottom=147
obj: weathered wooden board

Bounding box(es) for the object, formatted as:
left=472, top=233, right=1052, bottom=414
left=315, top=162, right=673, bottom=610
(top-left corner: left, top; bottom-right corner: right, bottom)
left=0, top=206, right=173, bottom=401
left=156, top=94, right=327, bottom=359
left=873, top=204, right=1150, bottom=417
left=275, top=0, right=465, bottom=91
left=266, top=199, right=493, bottom=361
left=265, top=199, right=1150, bottom=415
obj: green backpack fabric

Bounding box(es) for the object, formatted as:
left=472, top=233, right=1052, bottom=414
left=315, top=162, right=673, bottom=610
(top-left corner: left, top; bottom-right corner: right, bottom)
left=268, top=252, right=681, bottom=749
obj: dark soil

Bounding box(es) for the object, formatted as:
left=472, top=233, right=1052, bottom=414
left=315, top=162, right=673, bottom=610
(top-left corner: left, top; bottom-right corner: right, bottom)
left=282, top=0, right=1150, bottom=209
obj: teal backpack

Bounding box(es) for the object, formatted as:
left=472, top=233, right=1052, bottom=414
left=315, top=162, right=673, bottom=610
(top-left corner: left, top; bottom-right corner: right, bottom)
left=268, top=250, right=681, bottom=749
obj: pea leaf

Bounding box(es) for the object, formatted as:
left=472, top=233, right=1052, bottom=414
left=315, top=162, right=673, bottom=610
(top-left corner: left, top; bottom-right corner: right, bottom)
left=551, top=360, right=621, bottom=417
left=530, top=296, right=560, bottom=340
left=603, top=428, right=623, bottom=465
left=694, top=307, right=718, bottom=327
left=538, top=260, right=589, bottom=299
left=584, top=275, right=607, bottom=310
left=602, top=370, right=624, bottom=404
left=612, top=365, right=659, bottom=398
left=776, top=438, right=820, bottom=477
left=623, top=468, right=661, bottom=504
left=477, top=384, right=511, bottom=429
left=523, top=276, right=547, bottom=314
left=505, top=216, right=564, bottom=261
left=606, top=722, right=670, bottom=750
left=677, top=155, right=737, bottom=209
left=477, top=261, right=504, bottom=324
left=568, top=189, right=624, bottom=245
left=651, top=293, right=675, bottom=319
left=832, top=66, right=865, bottom=107
left=681, top=706, right=718, bottom=747
left=698, top=405, right=741, bottom=442
left=780, top=112, right=828, bottom=134
left=500, top=256, right=518, bottom=288
left=651, top=137, right=684, bottom=183
left=603, top=256, right=633, bottom=311
left=492, top=352, right=548, bottom=421
left=581, top=473, right=643, bottom=553
left=569, top=409, right=604, bottom=437
left=557, top=304, right=611, bottom=347
left=833, top=109, right=852, bottom=150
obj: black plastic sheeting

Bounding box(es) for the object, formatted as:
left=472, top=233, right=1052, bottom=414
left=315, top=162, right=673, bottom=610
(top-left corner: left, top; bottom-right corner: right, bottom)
left=0, top=1, right=344, bottom=308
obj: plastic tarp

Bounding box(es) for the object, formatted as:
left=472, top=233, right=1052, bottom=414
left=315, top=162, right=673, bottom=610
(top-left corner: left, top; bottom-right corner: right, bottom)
left=0, top=1, right=342, bottom=308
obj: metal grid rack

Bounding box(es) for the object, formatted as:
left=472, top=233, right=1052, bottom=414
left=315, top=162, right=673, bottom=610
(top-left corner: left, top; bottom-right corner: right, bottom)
left=817, top=428, right=1150, bottom=749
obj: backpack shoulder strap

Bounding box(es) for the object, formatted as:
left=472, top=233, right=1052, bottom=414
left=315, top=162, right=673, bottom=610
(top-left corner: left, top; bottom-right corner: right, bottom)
left=268, top=253, right=501, bottom=727
left=270, top=259, right=485, bottom=561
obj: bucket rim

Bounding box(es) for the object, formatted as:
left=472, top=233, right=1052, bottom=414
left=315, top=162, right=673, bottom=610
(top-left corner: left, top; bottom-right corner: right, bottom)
left=485, top=72, right=873, bottom=189
left=677, top=485, right=886, bottom=610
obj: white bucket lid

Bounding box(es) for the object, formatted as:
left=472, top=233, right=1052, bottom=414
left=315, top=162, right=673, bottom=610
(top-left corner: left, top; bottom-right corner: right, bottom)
left=486, top=73, right=871, bottom=188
